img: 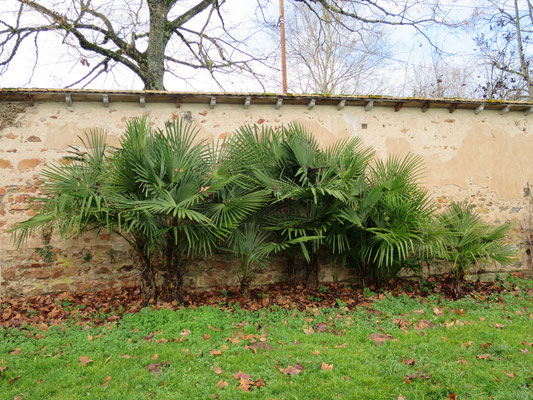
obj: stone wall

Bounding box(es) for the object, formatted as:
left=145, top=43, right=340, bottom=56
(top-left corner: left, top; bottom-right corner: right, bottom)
left=1, top=97, right=532, bottom=296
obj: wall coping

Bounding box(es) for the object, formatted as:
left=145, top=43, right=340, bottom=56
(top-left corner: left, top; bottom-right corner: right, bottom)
left=1, top=88, right=533, bottom=115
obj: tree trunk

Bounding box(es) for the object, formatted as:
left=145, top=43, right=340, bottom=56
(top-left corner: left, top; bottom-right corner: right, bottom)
left=136, top=247, right=158, bottom=304
left=452, top=278, right=463, bottom=298
left=513, top=0, right=533, bottom=100
left=165, top=235, right=185, bottom=301
left=307, top=253, right=319, bottom=287
left=285, top=253, right=297, bottom=283
left=168, top=264, right=184, bottom=301
left=239, top=276, right=252, bottom=296
left=142, top=0, right=170, bottom=90
left=452, top=270, right=465, bottom=298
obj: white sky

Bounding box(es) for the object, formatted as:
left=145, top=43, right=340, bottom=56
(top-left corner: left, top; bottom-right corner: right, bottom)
left=0, top=0, right=499, bottom=95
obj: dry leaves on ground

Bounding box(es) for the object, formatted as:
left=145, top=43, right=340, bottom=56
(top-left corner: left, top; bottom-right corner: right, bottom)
left=321, top=362, right=333, bottom=371
left=369, top=333, right=397, bottom=346
left=279, top=364, right=304, bottom=375
left=79, top=356, right=93, bottom=366
left=145, top=361, right=170, bottom=375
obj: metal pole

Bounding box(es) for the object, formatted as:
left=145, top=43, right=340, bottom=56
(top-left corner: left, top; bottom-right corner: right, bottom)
left=280, top=0, right=287, bottom=94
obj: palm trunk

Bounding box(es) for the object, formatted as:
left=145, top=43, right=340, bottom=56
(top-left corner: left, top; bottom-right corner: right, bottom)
left=307, top=252, right=319, bottom=287
left=452, top=270, right=465, bottom=298
left=165, top=234, right=185, bottom=301
left=239, top=276, right=252, bottom=296
left=285, top=253, right=297, bottom=283
left=136, top=243, right=158, bottom=304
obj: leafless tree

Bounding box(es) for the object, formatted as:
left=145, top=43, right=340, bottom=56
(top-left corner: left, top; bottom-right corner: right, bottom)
left=0, top=0, right=465, bottom=91
left=474, top=0, right=533, bottom=100
left=0, top=0, right=272, bottom=90
left=283, top=3, right=390, bottom=94
left=407, top=54, right=477, bottom=99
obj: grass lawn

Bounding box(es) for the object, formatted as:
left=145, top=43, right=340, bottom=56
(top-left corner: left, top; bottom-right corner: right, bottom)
left=1, top=282, right=532, bottom=399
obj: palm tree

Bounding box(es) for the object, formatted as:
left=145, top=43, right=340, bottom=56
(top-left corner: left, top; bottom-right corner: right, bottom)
left=437, top=201, right=516, bottom=297
left=10, top=129, right=113, bottom=254
left=224, top=123, right=373, bottom=286
left=344, top=154, right=440, bottom=286
left=12, top=117, right=269, bottom=301
left=107, top=117, right=269, bottom=300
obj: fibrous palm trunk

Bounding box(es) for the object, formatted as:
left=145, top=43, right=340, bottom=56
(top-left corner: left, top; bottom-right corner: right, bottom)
left=307, top=252, right=319, bottom=287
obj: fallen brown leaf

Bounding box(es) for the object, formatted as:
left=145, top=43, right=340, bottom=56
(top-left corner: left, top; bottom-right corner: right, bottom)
left=414, top=320, right=435, bottom=330
left=312, top=350, right=320, bottom=356
left=433, top=307, right=443, bottom=316
left=494, top=323, right=505, bottom=329
left=208, top=325, right=222, bottom=332
left=233, top=370, right=252, bottom=380
left=404, top=358, right=416, bottom=366
left=121, top=354, right=130, bottom=359
left=204, top=334, right=211, bottom=340
left=368, top=333, right=397, bottom=346
left=279, top=364, right=304, bottom=375
left=413, top=309, right=425, bottom=315
left=216, top=379, right=229, bottom=388
left=9, top=348, right=21, bottom=355
left=476, top=354, right=490, bottom=360
left=100, top=376, right=112, bottom=388
left=211, top=350, right=222, bottom=356
left=145, top=361, right=170, bottom=375
left=505, top=370, right=516, bottom=378
left=214, top=365, right=223, bottom=375
left=151, top=354, right=158, bottom=361
left=334, top=343, right=348, bottom=349
left=462, top=341, right=473, bottom=348
left=404, top=370, right=432, bottom=382
left=237, top=377, right=252, bottom=392
left=303, top=326, right=314, bottom=335
left=255, top=378, right=266, bottom=387
left=79, top=356, right=93, bottom=366
left=104, top=355, right=112, bottom=364
left=321, top=362, right=333, bottom=371
left=8, top=375, right=22, bottom=385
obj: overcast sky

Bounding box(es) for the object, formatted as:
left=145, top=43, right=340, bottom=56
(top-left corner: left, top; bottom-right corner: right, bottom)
left=0, top=0, right=487, bottom=95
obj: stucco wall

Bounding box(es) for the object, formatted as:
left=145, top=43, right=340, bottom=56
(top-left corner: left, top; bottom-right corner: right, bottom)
left=1, top=99, right=532, bottom=296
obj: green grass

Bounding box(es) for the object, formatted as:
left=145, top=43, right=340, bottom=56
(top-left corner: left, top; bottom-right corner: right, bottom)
left=1, top=290, right=531, bottom=399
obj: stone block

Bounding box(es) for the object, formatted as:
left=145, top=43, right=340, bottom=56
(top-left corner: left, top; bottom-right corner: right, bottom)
left=50, top=283, right=70, bottom=292
left=23, top=268, right=50, bottom=279
left=0, top=159, right=13, bottom=169
left=73, top=280, right=106, bottom=292
left=63, top=267, right=79, bottom=277
left=18, top=158, right=40, bottom=170
left=2, top=267, right=17, bottom=280
left=50, top=267, right=63, bottom=279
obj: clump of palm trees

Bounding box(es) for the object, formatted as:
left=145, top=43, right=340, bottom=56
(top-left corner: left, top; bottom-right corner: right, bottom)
left=11, top=117, right=516, bottom=300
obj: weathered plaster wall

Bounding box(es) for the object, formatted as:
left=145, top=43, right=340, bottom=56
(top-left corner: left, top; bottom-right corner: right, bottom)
left=1, top=100, right=532, bottom=296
